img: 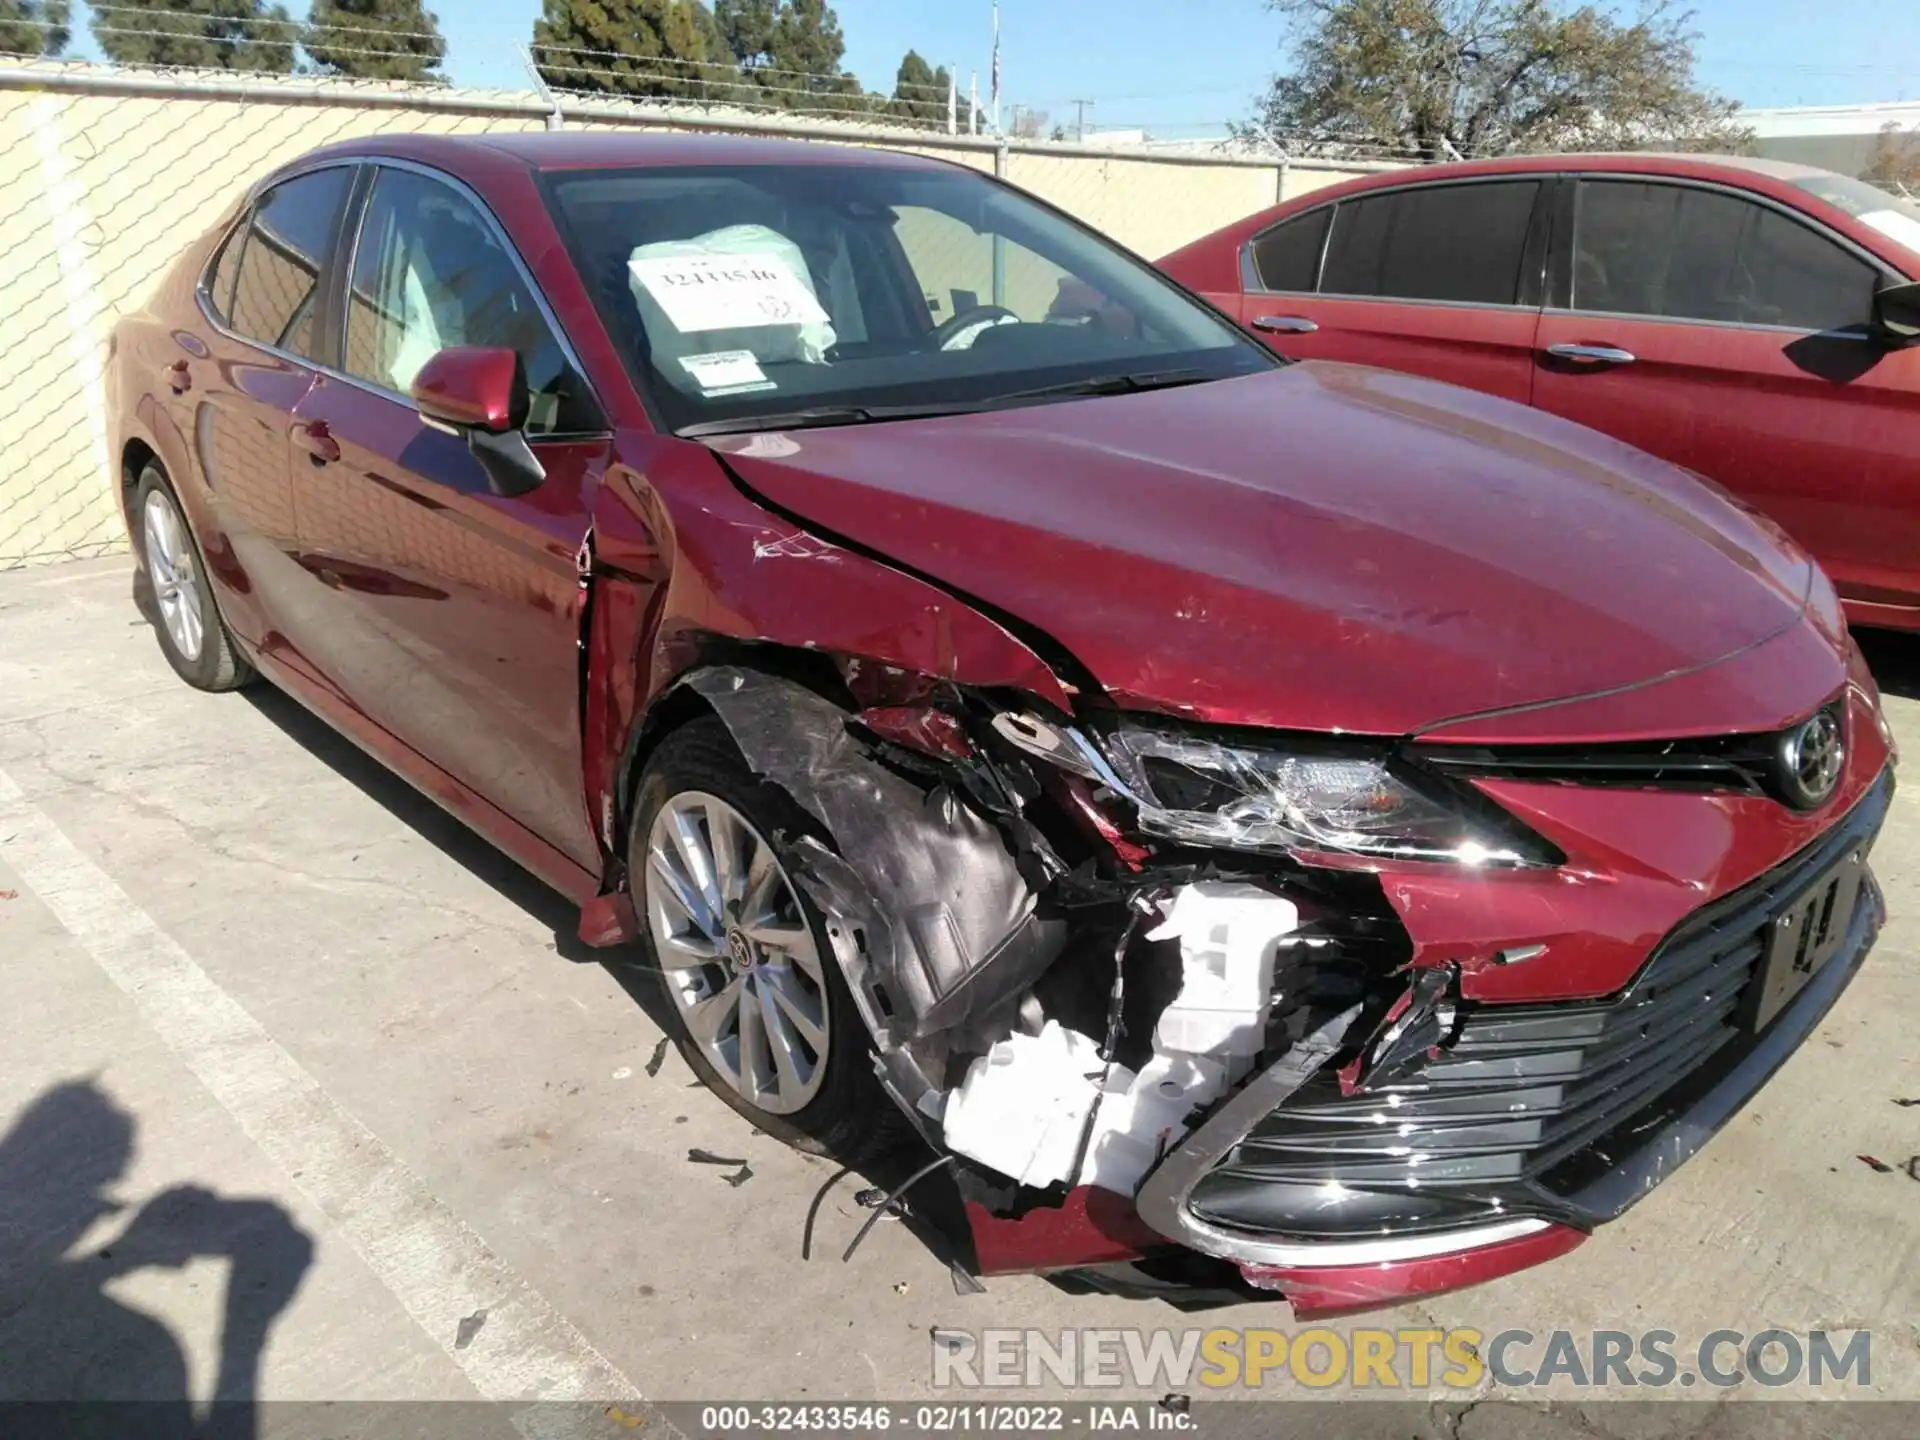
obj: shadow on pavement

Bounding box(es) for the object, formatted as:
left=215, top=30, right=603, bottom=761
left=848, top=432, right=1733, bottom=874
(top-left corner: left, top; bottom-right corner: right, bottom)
left=0, top=1079, right=312, bottom=1437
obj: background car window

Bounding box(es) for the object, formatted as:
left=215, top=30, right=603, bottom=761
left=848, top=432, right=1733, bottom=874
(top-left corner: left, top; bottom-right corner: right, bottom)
left=1321, top=181, right=1539, bottom=305
left=205, top=220, right=248, bottom=324
left=227, top=167, right=352, bottom=358
left=345, top=168, right=591, bottom=435
left=1572, top=180, right=1879, bottom=330
left=1249, top=208, right=1331, bottom=292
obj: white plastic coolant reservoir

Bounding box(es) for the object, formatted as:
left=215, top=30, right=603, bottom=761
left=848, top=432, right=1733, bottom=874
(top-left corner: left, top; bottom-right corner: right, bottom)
left=1146, top=881, right=1298, bottom=1081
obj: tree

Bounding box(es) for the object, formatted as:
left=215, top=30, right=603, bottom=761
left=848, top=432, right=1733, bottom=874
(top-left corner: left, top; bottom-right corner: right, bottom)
left=305, top=0, right=445, bottom=82
left=1864, top=122, right=1920, bottom=198
left=531, top=0, right=718, bottom=99
left=92, top=0, right=297, bottom=72
left=717, top=0, right=866, bottom=116
left=889, top=49, right=970, bottom=129
left=0, top=0, right=70, bottom=57
left=1240, top=0, right=1747, bottom=161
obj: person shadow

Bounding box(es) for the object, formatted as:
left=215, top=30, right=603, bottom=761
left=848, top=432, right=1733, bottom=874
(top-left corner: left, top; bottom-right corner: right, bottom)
left=0, top=1080, right=313, bottom=1439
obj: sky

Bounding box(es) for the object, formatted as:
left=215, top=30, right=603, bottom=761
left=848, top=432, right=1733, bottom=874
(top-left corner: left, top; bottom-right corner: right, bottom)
left=60, top=2, right=1920, bottom=137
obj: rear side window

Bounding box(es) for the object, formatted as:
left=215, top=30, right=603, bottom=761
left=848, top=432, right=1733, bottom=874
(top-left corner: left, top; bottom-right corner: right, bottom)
left=1572, top=180, right=1880, bottom=330
left=344, top=167, right=595, bottom=435
left=228, top=167, right=352, bottom=359
left=1249, top=208, right=1331, bottom=292
left=1321, top=181, right=1540, bottom=305
left=204, top=220, right=247, bottom=323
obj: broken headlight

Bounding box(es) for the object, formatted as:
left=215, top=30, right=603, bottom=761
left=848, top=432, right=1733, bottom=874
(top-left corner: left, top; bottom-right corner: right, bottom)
left=1101, top=725, right=1557, bottom=867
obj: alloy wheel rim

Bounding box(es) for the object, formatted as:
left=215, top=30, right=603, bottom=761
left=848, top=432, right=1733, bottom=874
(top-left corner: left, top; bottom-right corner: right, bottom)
left=644, top=791, right=831, bottom=1115
left=142, top=490, right=204, bottom=663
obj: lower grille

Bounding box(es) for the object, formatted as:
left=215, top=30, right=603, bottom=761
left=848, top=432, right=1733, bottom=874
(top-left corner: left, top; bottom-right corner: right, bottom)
left=1188, top=770, right=1892, bottom=1240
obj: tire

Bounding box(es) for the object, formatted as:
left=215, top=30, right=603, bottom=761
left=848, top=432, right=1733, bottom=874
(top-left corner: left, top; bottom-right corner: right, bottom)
left=630, top=716, right=888, bottom=1160
left=133, top=464, right=253, bottom=692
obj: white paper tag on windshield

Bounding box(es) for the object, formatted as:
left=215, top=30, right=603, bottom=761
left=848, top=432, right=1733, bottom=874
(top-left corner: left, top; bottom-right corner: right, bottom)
left=679, top=350, right=777, bottom=396
left=630, top=253, right=831, bottom=334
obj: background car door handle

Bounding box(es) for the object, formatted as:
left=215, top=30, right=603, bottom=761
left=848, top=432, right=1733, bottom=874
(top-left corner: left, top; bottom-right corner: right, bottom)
left=1252, top=314, right=1319, bottom=335
left=163, top=359, right=191, bottom=394
left=1544, top=343, right=1637, bottom=365
left=293, top=421, right=341, bottom=465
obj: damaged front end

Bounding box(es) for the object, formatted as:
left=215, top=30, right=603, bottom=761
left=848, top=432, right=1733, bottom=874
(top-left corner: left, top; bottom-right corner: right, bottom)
left=677, top=668, right=1549, bottom=1304
left=676, top=666, right=1890, bottom=1317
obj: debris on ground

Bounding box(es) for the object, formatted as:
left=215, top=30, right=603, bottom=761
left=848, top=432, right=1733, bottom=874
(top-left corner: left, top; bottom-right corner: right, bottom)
left=0, top=889, right=16, bottom=901
left=854, top=1187, right=888, bottom=1209
left=454, top=1308, right=488, bottom=1350
left=1907, top=1157, right=1920, bottom=1183
left=645, top=1037, right=669, bottom=1077
left=1160, top=1395, right=1191, bottom=1415
left=1894, top=1098, right=1920, bottom=1107
left=725, top=1163, right=753, bottom=1188
left=1859, top=1154, right=1894, bottom=1173
left=610, top=1066, right=632, bottom=1080
left=688, top=1149, right=748, bottom=1167
left=950, top=1260, right=987, bottom=1296
left=893, top=1281, right=910, bottom=1295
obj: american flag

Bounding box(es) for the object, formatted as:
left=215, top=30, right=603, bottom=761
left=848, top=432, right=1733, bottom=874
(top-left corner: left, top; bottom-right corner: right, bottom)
left=991, top=1, right=1001, bottom=117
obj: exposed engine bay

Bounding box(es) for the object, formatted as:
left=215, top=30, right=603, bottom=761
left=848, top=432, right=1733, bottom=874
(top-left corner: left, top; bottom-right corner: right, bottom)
left=674, top=664, right=1460, bottom=1306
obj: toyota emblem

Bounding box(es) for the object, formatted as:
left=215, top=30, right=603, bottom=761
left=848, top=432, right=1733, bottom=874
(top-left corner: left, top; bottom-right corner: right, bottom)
left=1775, top=708, right=1845, bottom=810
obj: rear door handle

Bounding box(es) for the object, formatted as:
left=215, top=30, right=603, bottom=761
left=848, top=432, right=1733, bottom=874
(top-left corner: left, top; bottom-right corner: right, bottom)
left=293, top=420, right=341, bottom=465
left=1544, top=343, right=1636, bottom=365
left=163, top=359, right=191, bottom=394
left=1252, top=314, right=1320, bottom=335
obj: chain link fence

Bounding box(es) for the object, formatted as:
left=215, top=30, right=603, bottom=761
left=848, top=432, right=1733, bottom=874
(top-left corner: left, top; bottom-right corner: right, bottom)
left=0, top=52, right=1408, bottom=571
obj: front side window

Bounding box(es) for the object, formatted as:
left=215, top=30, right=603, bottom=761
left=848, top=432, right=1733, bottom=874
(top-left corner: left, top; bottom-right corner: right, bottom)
left=345, top=167, right=593, bottom=434
left=228, top=167, right=353, bottom=358
left=1571, top=180, right=1879, bottom=330
left=544, top=163, right=1273, bottom=434
left=1249, top=208, right=1331, bottom=292
left=1320, top=181, right=1539, bottom=305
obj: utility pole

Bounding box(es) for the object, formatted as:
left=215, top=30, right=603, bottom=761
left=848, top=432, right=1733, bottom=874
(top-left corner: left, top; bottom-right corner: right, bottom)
left=1070, top=98, right=1093, bottom=141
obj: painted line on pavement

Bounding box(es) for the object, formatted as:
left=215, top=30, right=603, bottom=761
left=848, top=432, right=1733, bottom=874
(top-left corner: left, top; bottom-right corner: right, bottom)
left=0, top=763, right=652, bottom=1428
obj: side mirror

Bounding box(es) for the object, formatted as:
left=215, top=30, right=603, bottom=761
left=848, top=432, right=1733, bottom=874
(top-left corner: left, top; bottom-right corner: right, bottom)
left=410, top=346, right=545, bottom=497
left=1871, top=279, right=1920, bottom=343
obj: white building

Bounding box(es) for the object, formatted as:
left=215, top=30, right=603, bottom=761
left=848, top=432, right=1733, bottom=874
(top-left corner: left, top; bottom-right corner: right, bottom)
left=1742, top=100, right=1920, bottom=178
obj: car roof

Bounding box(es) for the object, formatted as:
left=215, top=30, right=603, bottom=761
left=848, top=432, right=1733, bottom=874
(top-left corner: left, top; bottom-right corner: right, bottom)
left=1318, top=150, right=1844, bottom=188
left=288, top=129, right=961, bottom=177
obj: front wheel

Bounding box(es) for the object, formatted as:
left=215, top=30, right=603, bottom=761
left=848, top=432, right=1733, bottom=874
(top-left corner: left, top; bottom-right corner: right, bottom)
left=630, top=718, right=885, bottom=1158
left=133, top=465, right=252, bottom=692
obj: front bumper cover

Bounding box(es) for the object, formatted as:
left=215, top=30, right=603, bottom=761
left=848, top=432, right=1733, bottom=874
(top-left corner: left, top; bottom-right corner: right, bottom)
left=1135, top=770, right=1890, bottom=1290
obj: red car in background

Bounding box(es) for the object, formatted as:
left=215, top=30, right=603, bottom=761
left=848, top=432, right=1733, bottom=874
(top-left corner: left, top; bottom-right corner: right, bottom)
left=1160, top=153, right=1920, bottom=629
left=109, top=133, right=1893, bottom=1316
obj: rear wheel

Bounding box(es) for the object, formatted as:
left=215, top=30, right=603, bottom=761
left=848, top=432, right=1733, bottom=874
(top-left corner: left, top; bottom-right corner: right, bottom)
left=631, top=718, right=884, bottom=1158
left=134, top=466, right=252, bottom=692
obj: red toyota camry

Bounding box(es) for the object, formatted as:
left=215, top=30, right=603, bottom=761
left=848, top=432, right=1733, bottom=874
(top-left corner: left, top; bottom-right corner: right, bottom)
left=108, top=132, right=1892, bottom=1316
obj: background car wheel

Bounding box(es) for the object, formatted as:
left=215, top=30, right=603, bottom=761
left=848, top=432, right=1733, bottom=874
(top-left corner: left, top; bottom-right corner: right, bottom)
left=133, top=465, right=253, bottom=693
left=631, top=716, right=889, bottom=1161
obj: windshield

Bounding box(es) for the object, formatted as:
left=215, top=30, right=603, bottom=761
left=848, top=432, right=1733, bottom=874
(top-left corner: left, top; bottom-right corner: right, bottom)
left=1789, top=172, right=1920, bottom=266
left=543, top=162, right=1273, bottom=434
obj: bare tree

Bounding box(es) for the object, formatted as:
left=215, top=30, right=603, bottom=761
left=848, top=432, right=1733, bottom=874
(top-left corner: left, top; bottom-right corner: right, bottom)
left=1240, top=0, right=1749, bottom=160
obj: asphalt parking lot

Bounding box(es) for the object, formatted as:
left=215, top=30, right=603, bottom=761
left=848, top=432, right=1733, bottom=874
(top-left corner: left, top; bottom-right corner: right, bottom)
left=4, top=555, right=1920, bottom=1433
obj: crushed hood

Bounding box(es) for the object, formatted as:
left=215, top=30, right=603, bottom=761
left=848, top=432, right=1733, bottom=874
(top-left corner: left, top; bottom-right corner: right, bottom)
left=714, top=363, right=1814, bottom=735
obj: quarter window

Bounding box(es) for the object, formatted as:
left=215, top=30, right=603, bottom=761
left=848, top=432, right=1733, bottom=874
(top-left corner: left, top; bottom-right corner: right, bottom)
left=205, top=219, right=248, bottom=324
left=227, top=167, right=352, bottom=358
left=1320, top=181, right=1540, bottom=305
left=1571, top=180, right=1879, bottom=330
left=345, top=167, right=591, bottom=434
left=1249, top=208, right=1331, bottom=292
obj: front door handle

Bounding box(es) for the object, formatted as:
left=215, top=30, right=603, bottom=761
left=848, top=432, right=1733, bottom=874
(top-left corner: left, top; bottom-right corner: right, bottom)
left=163, top=359, right=191, bottom=394
left=1252, top=314, right=1320, bottom=335
left=1543, top=343, right=1636, bottom=365
left=293, top=420, right=341, bottom=465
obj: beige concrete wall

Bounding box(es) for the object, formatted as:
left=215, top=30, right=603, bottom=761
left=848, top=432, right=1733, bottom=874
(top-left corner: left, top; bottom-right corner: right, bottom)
left=0, top=75, right=1392, bottom=569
